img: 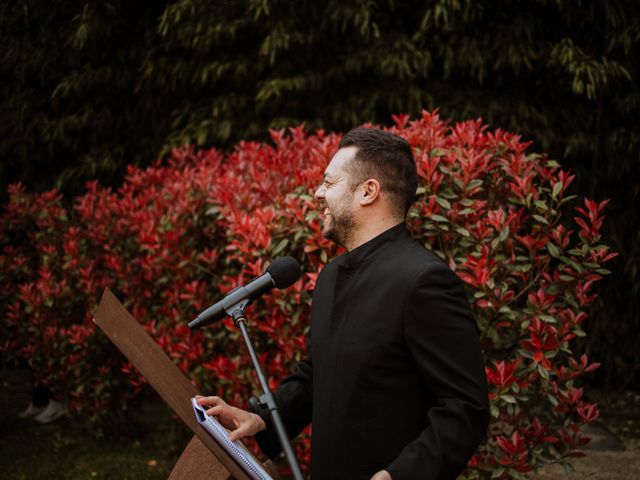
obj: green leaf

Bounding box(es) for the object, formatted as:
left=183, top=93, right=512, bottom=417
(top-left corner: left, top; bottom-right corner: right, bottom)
left=560, top=194, right=579, bottom=205
left=467, top=179, right=483, bottom=191
left=518, top=348, right=533, bottom=359
left=552, top=181, right=563, bottom=198
left=499, top=226, right=510, bottom=242
left=525, top=193, right=533, bottom=207
left=538, top=364, right=550, bottom=380
left=539, top=314, right=557, bottom=323
left=498, top=305, right=513, bottom=313
left=561, top=256, right=583, bottom=273
left=490, top=404, right=500, bottom=419
left=534, top=199, right=549, bottom=211
left=533, top=214, right=549, bottom=224
left=547, top=242, right=560, bottom=257
left=205, top=205, right=219, bottom=217
left=439, top=188, right=459, bottom=200
left=435, top=196, right=451, bottom=209
left=271, top=238, right=289, bottom=255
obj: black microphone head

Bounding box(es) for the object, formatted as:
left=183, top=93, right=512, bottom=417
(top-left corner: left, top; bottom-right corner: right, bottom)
left=267, top=256, right=301, bottom=289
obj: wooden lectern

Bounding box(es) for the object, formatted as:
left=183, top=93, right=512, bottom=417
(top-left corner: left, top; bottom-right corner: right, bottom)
left=93, top=288, right=280, bottom=480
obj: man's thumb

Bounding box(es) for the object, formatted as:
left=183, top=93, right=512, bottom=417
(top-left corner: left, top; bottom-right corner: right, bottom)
left=229, top=426, right=245, bottom=442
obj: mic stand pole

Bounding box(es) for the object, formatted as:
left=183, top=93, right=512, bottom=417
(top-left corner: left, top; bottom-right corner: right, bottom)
left=228, top=302, right=304, bottom=480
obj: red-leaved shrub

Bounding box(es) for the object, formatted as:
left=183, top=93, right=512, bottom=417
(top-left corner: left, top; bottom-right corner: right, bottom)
left=0, top=112, right=615, bottom=477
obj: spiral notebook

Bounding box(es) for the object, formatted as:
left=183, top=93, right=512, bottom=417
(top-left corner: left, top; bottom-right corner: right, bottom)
left=191, top=398, right=273, bottom=480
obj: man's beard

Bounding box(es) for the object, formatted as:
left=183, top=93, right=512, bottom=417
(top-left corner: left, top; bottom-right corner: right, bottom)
left=322, top=206, right=355, bottom=248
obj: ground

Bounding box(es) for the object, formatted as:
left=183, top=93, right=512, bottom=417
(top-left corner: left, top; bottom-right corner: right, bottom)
left=1, top=367, right=639, bottom=479
left=0, top=367, right=189, bottom=480
left=533, top=390, right=640, bottom=479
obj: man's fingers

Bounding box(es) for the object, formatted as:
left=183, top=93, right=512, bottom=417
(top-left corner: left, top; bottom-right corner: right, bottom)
left=195, top=395, right=257, bottom=441
left=197, top=395, right=222, bottom=404
left=228, top=424, right=248, bottom=442
left=204, top=405, right=226, bottom=417
left=197, top=396, right=224, bottom=407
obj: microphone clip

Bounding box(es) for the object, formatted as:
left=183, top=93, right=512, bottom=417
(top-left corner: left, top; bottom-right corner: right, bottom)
left=227, top=299, right=250, bottom=325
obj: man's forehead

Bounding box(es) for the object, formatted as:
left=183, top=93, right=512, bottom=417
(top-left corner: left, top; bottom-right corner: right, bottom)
left=324, top=146, right=357, bottom=177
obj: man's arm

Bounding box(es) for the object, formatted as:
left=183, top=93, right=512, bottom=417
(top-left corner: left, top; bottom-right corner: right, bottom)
left=196, top=355, right=313, bottom=459
left=385, top=262, right=490, bottom=480
left=252, top=356, right=314, bottom=458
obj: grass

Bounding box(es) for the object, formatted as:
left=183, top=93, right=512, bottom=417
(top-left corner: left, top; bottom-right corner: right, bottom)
left=0, top=367, right=192, bottom=480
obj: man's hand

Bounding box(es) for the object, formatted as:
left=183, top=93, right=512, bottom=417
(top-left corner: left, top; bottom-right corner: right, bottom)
left=196, top=395, right=267, bottom=441
left=370, top=470, right=392, bottom=480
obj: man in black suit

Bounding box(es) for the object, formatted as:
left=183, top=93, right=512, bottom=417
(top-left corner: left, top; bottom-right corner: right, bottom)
left=197, top=128, right=490, bottom=479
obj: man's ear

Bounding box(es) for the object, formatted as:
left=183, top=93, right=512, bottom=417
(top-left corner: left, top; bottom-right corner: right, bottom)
left=360, top=179, right=381, bottom=206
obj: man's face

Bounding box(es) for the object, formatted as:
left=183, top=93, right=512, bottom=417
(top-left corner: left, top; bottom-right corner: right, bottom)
left=314, top=146, right=360, bottom=247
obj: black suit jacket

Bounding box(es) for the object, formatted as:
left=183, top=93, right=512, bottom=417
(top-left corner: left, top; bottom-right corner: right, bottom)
left=255, top=223, right=490, bottom=479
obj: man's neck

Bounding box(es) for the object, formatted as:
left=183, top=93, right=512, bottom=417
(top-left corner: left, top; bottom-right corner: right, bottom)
left=345, top=217, right=404, bottom=251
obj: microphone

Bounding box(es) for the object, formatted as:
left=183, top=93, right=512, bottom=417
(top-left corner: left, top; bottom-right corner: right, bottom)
left=188, top=256, right=301, bottom=330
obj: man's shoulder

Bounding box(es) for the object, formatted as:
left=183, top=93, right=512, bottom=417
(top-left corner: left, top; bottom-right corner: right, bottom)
left=397, top=240, right=469, bottom=294
left=314, top=235, right=451, bottom=280
left=386, top=236, right=447, bottom=272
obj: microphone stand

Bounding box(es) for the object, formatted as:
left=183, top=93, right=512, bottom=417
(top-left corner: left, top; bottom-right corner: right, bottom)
left=228, top=301, right=304, bottom=480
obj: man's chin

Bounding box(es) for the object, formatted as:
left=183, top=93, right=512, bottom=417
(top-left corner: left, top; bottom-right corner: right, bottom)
left=322, top=224, right=337, bottom=243
left=321, top=217, right=331, bottom=235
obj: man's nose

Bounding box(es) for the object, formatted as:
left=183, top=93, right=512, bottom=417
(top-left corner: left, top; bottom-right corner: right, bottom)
left=314, top=185, right=325, bottom=200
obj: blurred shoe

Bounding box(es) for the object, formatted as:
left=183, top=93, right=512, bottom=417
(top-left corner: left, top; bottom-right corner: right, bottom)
left=18, top=402, right=46, bottom=418
left=34, top=400, right=67, bottom=423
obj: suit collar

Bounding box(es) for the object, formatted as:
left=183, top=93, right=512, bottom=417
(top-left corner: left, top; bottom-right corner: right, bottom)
left=341, top=221, right=408, bottom=269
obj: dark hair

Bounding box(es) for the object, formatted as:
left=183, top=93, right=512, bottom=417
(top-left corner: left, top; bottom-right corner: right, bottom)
left=339, top=127, right=418, bottom=217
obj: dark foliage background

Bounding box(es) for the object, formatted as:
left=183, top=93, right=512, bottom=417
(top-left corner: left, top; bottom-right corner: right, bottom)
left=1, top=0, right=638, bottom=389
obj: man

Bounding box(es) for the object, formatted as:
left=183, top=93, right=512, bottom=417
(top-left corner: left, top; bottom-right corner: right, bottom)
left=197, top=128, right=490, bottom=479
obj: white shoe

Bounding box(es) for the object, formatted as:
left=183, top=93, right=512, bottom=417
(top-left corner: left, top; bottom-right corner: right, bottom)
left=34, top=400, right=67, bottom=423
left=18, top=402, right=46, bottom=418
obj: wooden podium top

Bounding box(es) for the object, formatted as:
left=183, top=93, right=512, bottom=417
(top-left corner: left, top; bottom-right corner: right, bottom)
left=93, top=288, right=259, bottom=480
